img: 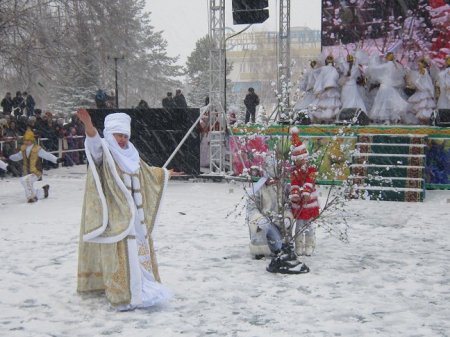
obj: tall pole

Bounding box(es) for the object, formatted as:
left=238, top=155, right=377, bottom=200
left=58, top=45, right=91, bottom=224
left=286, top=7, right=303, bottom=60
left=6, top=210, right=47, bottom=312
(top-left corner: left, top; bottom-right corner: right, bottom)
left=114, top=57, right=119, bottom=108
left=278, top=0, right=291, bottom=106
left=208, top=0, right=226, bottom=173
left=108, top=55, right=124, bottom=108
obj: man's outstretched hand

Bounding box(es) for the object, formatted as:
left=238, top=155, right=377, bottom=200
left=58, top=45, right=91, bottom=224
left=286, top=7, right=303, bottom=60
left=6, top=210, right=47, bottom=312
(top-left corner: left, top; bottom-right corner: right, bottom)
left=76, top=108, right=92, bottom=125
left=76, top=108, right=97, bottom=137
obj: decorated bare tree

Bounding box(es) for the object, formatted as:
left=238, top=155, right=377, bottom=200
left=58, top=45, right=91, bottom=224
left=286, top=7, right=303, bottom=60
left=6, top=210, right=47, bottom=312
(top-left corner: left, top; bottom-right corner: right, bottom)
left=228, top=70, right=352, bottom=274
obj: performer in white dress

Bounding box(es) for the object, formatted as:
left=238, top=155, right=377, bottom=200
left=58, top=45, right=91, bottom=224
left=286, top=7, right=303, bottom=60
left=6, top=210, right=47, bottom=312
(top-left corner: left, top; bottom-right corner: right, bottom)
left=312, top=55, right=341, bottom=123
left=338, top=54, right=367, bottom=113
left=406, top=58, right=436, bottom=124
left=366, top=52, right=409, bottom=124
left=437, top=56, right=450, bottom=110
left=76, top=109, right=171, bottom=310
left=294, top=60, right=320, bottom=112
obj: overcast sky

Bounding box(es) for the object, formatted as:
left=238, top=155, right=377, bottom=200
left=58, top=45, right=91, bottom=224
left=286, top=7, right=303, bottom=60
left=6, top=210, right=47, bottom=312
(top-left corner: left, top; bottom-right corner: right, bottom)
left=144, top=0, right=322, bottom=65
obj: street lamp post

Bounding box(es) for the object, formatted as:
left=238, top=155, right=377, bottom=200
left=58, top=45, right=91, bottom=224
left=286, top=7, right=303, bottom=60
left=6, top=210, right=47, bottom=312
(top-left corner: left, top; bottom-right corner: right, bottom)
left=108, top=55, right=124, bottom=108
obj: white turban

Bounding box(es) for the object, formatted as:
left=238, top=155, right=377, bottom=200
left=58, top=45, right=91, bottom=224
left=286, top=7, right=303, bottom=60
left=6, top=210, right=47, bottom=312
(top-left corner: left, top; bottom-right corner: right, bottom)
left=103, top=112, right=140, bottom=173
left=104, top=113, right=131, bottom=137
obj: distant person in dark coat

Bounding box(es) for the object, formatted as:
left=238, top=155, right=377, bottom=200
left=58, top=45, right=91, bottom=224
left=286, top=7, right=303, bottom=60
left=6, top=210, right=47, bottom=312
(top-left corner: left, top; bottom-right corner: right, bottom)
left=12, top=91, right=25, bottom=116
left=174, top=89, right=188, bottom=108
left=1, top=92, right=13, bottom=115
left=137, top=99, right=149, bottom=109
left=162, top=92, right=176, bottom=109
left=23, top=92, right=36, bottom=116
left=244, top=87, right=260, bottom=123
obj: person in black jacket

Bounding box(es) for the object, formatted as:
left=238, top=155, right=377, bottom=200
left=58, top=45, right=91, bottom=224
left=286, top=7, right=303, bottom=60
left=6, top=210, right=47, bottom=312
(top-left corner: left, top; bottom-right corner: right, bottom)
left=1, top=92, right=13, bottom=115
left=244, top=87, right=260, bottom=123
left=23, top=92, right=36, bottom=116
left=162, top=92, right=176, bottom=109
left=12, top=91, right=25, bottom=116
left=174, top=89, right=187, bottom=108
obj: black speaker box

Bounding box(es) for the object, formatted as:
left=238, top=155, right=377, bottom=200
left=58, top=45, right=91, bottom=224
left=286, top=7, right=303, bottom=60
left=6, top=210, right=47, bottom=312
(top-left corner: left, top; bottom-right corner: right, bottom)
left=232, top=0, right=269, bottom=24
left=336, top=108, right=369, bottom=125
left=88, top=108, right=200, bottom=174
left=431, top=109, right=450, bottom=127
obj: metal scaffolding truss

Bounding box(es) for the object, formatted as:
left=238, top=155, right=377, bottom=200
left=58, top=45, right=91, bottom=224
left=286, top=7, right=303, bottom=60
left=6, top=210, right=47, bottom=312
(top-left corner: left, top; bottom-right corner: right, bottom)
left=277, top=0, right=291, bottom=105
left=208, top=0, right=229, bottom=174
left=207, top=0, right=291, bottom=173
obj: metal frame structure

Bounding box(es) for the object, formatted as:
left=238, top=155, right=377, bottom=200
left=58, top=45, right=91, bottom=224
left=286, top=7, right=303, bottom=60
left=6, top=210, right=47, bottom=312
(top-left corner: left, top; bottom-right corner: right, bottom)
left=277, top=0, right=291, bottom=106
left=207, top=0, right=291, bottom=173
left=208, top=0, right=228, bottom=173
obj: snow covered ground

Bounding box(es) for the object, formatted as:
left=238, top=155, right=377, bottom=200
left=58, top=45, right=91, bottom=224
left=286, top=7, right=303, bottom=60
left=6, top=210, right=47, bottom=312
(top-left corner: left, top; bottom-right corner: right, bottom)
left=1, top=165, right=450, bottom=337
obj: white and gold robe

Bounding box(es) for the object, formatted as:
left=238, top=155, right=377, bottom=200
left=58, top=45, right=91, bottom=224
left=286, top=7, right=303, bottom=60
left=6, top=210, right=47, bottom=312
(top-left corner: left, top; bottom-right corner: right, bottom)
left=77, top=134, right=170, bottom=309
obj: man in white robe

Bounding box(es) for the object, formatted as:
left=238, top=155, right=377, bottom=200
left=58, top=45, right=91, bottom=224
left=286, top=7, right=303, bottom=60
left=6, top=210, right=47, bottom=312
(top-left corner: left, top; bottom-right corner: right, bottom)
left=76, top=109, right=170, bottom=310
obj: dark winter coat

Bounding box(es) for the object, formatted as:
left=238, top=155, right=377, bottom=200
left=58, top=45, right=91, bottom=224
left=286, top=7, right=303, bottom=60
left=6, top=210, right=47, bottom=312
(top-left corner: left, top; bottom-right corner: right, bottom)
left=162, top=97, right=176, bottom=109
left=137, top=100, right=150, bottom=109
left=12, top=96, right=25, bottom=115
left=174, top=94, right=188, bottom=108
left=24, top=95, right=36, bottom=116
left=1, top=96, right=13, bottom=114
left=244, top=92, right=260, bottom=113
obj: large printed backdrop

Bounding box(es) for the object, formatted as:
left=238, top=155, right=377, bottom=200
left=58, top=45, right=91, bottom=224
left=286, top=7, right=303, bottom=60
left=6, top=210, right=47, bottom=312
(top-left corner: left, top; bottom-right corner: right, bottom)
left=229, top=135, right=450, bottom=186
left=321, top=0, right=450, bottom=61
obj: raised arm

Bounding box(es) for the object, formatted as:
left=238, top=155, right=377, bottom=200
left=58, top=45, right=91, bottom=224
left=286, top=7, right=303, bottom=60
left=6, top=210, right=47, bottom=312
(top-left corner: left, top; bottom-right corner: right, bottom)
left=77, top=108, right=97, bottom=138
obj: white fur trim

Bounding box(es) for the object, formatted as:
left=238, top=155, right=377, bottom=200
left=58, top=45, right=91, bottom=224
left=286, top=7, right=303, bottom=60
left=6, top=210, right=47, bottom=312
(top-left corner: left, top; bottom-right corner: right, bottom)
left=133, top=193, right=143, bottom=206
left=83, top=138, right=136, bottom=243
left=132, top=175, right=140, bottom=188
left=82, top=140, right=109, bottom=241
left=123, top=174, right=132, bottom=188
left=304, top=201, right=320, bottom=208
left=304, top=183, right=314, bottom=190
left=290, top=126, right=299, bottom=134
left=291, top=153, right=309, bottom=160
left=292, top=144, right=306, bottom=152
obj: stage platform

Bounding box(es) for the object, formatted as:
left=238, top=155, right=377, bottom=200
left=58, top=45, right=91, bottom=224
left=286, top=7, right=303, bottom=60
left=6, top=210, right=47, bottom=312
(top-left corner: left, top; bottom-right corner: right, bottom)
left=230, top=124, right=450, bottom=139
left=229, top=124, right=450, bottom=193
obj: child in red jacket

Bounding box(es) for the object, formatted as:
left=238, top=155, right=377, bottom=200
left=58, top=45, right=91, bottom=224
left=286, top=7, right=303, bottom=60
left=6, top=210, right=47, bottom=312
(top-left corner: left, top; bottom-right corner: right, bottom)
left=289, top=127, right=320, bottom=256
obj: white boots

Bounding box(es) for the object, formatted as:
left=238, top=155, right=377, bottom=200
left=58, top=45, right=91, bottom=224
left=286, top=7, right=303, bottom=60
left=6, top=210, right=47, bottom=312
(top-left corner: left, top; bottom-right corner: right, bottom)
left=295, top=233, right=305, bottom=256
left=295, top=230, right=316, bottom=256
left=304, top=234, right=316, bottom=256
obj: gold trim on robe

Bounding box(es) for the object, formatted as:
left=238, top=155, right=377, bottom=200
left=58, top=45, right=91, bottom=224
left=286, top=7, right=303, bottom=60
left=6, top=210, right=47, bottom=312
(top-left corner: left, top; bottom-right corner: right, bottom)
left=77, top=146, right=167, bottom=306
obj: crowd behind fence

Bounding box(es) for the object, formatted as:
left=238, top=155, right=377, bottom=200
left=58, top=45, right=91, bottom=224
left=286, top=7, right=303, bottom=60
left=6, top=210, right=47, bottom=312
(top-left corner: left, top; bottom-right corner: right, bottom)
left=0, top=111, right=88, bottom=176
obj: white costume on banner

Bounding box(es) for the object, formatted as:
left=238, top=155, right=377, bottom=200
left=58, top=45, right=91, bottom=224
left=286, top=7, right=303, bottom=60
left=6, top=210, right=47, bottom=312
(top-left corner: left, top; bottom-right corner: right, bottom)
left=294, top=62, right=320, bottom=112
left=337, top=58, right=367, bottom=113
left=78, top=113, right=170, bottom=310
left=437, top=67, right=450, bottom=110
left=366, top=58, right=408, bottom=123
left=406, top=67, right=436, bottom=123
left=312, top=63, right=341, bottom=122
